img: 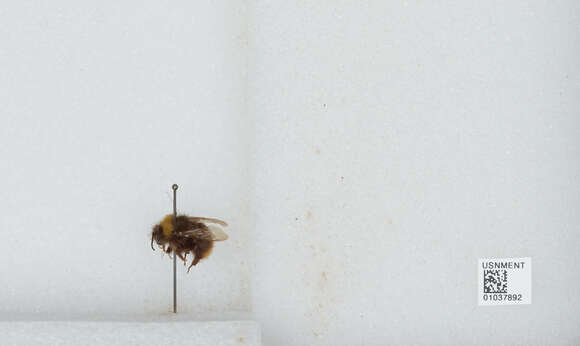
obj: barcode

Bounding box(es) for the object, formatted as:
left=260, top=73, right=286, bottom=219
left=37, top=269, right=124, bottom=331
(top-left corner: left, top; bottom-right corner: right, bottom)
left=483, top=269, right=507, bottom=293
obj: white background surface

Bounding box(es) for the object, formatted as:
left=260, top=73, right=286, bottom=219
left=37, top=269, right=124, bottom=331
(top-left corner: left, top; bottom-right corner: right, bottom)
left=249, top=1, right=580, bottom=345
left=0, top=1, right=251, bottom=319
left=1, top=1, right=580, bottom=345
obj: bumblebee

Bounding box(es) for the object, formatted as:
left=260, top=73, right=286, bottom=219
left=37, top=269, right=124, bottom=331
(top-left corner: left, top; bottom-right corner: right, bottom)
left=151, top=215, right=228, bottom=271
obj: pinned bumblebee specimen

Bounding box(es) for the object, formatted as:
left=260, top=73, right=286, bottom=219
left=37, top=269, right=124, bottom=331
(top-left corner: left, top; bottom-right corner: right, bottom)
left=151, top=214, right=228, bottom=271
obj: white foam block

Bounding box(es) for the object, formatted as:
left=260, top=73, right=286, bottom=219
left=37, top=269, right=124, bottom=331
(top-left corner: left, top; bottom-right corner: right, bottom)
left=0, top=321, right=261, bottom=346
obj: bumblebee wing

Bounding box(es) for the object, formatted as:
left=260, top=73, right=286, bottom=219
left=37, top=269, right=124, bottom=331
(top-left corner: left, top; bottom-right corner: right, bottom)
left=208, top=225, right=228, bottom=241
left=181, top=227, right=228, bottom=241
left=188, top=217, right=228, bottom=227
left=181, top=228, right=213, bottom=240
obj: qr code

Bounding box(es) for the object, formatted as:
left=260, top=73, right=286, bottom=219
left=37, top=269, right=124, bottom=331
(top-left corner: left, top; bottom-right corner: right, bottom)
left=483, top=270, right=508, bottom=293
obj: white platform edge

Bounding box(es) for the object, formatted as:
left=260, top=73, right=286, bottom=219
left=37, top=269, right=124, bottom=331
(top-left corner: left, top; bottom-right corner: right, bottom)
left=0, top=320, right=261, bottom=346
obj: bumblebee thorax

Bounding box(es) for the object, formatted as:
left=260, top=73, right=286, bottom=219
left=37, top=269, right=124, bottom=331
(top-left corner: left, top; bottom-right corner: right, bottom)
left=160, top=214, right=174, bottom=237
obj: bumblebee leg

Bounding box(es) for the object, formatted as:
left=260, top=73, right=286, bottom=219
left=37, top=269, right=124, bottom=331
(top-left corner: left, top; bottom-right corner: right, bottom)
left=187, top=257, right=199, bottom=273
left=176, top=251, right=187, bottom=265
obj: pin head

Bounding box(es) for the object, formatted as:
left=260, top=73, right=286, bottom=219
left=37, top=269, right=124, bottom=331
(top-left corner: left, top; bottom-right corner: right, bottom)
left=172, top=184, right=178, bottom=191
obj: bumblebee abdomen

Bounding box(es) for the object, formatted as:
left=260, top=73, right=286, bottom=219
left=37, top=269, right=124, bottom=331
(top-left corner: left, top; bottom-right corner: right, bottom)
left=192, top=239, right=213, bottom=265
